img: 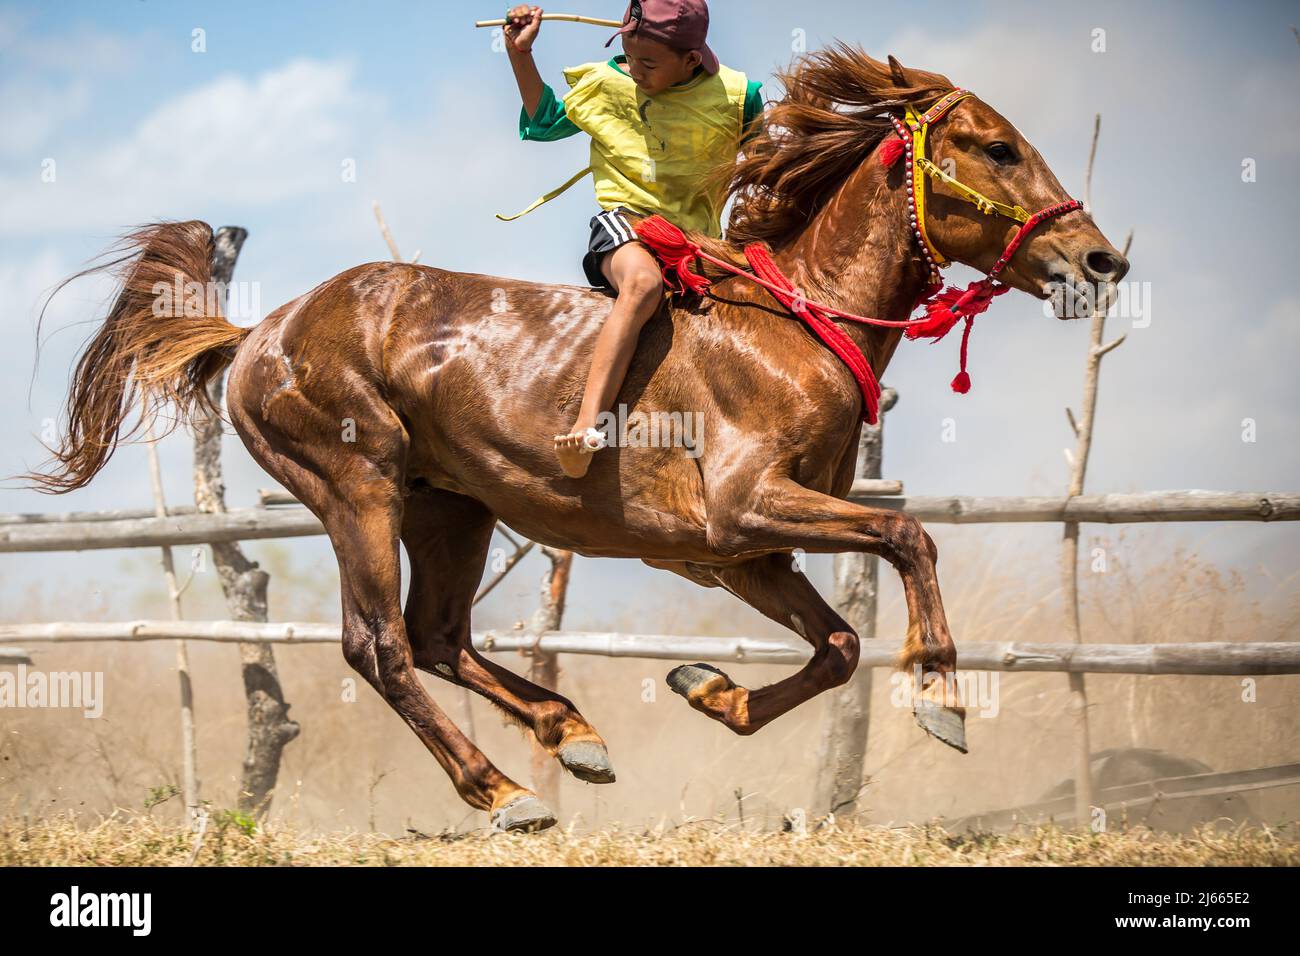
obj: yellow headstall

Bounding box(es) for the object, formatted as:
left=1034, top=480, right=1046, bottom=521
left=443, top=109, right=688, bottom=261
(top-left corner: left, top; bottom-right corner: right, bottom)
left=894, top=88, right=1047, bottom=275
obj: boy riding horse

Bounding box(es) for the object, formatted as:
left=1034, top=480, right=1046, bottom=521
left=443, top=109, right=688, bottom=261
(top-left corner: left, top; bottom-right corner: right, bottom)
left=503, top=0, right=762, bottom=477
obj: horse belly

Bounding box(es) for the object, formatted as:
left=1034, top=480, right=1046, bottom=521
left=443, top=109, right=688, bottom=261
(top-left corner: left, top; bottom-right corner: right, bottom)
left=386, top=273, right=769, bottom=559
left=415, top=431, right=713, bottom=559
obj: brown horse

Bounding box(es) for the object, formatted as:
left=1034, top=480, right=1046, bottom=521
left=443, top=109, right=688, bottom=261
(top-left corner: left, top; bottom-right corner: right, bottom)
left=28, top=47, right=1127, bottom=831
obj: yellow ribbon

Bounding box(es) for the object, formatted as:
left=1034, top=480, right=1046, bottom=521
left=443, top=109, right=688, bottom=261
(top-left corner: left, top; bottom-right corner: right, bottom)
left=495, top=165, right=593, bottom=222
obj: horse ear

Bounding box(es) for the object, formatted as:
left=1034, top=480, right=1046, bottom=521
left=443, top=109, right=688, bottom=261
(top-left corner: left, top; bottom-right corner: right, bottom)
left=888, top=55, right=909, bottom=87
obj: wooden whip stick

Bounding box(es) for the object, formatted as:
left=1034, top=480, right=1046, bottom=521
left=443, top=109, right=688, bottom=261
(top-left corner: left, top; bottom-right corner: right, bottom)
left=475, top=14, right=623, bottom=28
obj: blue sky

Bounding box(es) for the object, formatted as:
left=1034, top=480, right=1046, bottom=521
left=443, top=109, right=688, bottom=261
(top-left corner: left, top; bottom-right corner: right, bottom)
left=1, top=0, right=1297, bottom=627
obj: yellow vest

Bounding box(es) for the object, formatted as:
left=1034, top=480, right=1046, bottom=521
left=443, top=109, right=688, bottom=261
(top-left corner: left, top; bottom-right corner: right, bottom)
left=501, top=60, right=749, bottom=238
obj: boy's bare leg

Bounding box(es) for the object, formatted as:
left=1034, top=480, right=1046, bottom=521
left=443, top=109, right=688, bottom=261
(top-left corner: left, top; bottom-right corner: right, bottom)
left=554, top=240, right=664, bottom=478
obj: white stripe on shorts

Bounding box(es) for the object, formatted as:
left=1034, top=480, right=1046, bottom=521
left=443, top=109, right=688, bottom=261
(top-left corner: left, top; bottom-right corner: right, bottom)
left=596, top=211, right=621, bottom=245
left=599, top=210, right=633, bottom=245
left=612, top=211, right=635, bottom=243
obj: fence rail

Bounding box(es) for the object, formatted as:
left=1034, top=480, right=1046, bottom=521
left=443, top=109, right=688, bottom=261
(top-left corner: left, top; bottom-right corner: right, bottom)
left=0, top=506, right=202, bottom=525
left=4, top=489, right=1295, bottom=554
left=4, top=621, right=1297, bottom=675
left=0, top=508, right=323, bottom=552
left=847, top=487, right=1300, bottom=523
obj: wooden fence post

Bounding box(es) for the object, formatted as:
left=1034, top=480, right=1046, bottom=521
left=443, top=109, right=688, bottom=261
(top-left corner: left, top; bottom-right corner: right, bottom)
left=815, top=388, right=897, bottom=819
left=144, top=426, right=201, bottom=830
left=527, top=546, right=573, bottom=812
left=1060, top=115, right=1133, bottom=829
left=192, top=226, right=300, bottom=819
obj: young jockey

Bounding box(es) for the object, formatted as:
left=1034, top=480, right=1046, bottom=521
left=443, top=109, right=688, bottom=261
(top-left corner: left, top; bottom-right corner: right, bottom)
left=504, top=1, right=762, bottom=478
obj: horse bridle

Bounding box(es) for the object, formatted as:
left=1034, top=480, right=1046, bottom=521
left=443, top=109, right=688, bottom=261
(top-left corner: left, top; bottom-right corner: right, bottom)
left=887, top=89, right=1083, bottom=290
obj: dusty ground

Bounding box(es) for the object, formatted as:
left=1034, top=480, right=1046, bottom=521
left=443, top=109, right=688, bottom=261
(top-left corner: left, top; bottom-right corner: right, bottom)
left=3, top=815, right=1296, bottom=866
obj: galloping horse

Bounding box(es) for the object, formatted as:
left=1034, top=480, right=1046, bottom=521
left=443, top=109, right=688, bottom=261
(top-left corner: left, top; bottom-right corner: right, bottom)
left=28, top=47, right=1128, bottom=831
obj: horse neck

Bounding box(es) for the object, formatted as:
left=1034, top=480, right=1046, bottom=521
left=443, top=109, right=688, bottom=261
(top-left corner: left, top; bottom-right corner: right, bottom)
left=773, top=155, right=928, bottom=371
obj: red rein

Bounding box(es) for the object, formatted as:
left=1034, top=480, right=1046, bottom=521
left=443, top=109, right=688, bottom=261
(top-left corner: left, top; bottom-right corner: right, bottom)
left=633, top=214, right=1003, bottom=423
left=634, top=214, right=881, bottom=423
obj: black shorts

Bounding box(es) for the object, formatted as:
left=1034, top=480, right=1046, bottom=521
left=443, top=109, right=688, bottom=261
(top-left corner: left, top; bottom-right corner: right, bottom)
left=581, top=207, right=639, bottom=288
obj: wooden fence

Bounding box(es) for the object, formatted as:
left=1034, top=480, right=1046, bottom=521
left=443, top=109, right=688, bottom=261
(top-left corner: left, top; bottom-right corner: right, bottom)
left=4, top=486, right=1296, bottom=828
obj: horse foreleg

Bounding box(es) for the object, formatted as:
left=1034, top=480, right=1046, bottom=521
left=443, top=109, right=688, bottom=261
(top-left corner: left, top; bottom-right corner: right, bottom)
left=707, top=477, right=966, bottom=752
left=664, top=553, right=858, bottom=736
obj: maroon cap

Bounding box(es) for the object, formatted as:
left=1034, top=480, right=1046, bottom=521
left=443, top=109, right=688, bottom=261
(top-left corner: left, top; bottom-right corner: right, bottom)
left=604, top=0, right=719, bottom=75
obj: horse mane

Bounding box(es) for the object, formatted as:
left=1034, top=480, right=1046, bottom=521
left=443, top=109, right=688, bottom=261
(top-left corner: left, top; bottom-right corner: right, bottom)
left=710, top=42, right=954, bottom=253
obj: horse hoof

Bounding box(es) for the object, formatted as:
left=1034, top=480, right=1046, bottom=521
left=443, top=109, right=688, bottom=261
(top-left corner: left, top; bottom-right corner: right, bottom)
left=558, top=739, right=616, bottom=784
left=914, top=700, right=968, bottom=754
left=666, top=662, right=730, bottom=700
left=490, top=794, right=557, bottom=834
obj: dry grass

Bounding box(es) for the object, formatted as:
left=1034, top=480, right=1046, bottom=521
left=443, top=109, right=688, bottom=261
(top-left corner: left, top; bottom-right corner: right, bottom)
left=3, top=815, right=1296, bottom=867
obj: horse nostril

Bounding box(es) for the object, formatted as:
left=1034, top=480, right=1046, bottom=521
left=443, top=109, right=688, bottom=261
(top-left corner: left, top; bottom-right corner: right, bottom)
left=1083, top=248, right=1129, bottom=283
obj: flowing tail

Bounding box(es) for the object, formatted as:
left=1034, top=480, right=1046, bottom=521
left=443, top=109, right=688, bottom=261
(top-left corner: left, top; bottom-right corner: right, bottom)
left=24, top=219, right=251, bottom=493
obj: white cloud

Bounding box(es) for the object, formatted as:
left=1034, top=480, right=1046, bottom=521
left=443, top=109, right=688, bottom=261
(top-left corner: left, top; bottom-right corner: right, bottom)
left=0, top=58, right=379, bottom=234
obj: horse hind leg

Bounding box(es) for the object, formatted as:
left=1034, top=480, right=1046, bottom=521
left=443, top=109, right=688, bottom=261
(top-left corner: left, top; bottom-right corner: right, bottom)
left=706, top=477, right=966, bottom=752
left=228, top=389, right=554, bottom=832
left=400, top=485, right=616, bottom=785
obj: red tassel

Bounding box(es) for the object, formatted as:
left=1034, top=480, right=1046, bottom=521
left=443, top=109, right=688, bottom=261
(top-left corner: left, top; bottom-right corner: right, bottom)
left=632, top=214, right=711, bottom=294
left=905, top=279, right=1008, bottom=341
left=905, top=288, right=964, bottom=340
left=949, top=279, right=1000, bottom=317
left=951, top=316, right=975, bottom=393
left=879, top=136, right=906, bottom=168
left=904, top=280, right=1004, bottom=393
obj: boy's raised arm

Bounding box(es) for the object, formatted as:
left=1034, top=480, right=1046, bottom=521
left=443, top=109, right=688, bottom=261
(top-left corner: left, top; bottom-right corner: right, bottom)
left=505, top=5, right=545, bottom=120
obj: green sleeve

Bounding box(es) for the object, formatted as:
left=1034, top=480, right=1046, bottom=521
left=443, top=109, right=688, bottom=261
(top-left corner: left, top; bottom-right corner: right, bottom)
left=518, top=83, right=581, bottom=142
left=741, top=80, right=764, bottom=142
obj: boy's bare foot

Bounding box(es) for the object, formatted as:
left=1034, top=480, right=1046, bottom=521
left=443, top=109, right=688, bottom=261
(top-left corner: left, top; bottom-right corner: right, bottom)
left=553, top=427, right=607, bottom=478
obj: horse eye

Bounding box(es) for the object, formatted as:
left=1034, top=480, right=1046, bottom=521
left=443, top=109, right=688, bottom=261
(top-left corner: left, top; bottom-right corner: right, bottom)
left=985, top=142, right=1016, bottom=165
